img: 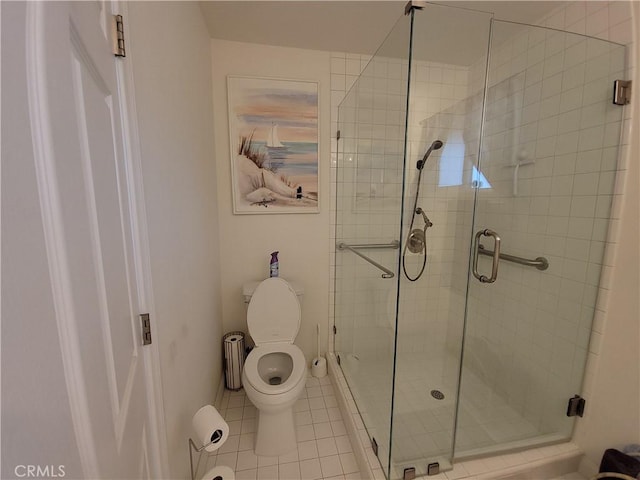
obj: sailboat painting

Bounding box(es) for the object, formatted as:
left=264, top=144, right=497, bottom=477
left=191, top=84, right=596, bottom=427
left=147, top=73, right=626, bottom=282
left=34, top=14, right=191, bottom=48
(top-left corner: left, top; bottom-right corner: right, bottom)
left=227, top=76, right=319, bottom=214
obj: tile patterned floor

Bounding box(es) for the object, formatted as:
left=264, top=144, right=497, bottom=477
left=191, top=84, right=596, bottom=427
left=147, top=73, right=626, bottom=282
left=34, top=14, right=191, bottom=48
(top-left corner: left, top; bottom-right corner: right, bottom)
left=195, top=373, right=361, bottom=480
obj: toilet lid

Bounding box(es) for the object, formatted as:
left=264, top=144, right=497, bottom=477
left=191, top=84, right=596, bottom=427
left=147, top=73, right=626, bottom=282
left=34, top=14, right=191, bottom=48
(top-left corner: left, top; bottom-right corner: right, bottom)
left=247, top=278, right=300, bottom=344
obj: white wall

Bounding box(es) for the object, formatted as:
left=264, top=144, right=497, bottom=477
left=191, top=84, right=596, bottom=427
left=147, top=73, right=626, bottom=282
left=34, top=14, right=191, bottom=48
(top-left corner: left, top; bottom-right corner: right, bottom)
left=210, top=40, right=331, bottom=363
left=127, top=3, right=222, bottom=478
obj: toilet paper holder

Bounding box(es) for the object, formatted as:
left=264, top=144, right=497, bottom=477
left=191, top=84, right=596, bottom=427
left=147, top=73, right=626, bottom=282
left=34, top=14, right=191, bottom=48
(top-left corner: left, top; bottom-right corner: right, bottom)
left=188, top=433, right=224, bottom=480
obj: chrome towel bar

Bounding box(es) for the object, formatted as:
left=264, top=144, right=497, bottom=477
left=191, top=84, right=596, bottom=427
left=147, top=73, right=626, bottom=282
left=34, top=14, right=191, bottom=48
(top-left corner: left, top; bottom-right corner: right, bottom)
left=478, top=244, right=549, bottom=271
left=338, top=240, right=400, bottom=250
left=336, top=241, right=397, bottom=278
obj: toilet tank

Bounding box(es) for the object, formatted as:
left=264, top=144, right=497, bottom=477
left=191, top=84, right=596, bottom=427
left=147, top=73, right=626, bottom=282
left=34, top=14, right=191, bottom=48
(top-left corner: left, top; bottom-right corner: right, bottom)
left=243, top=280, right=304, bottom=304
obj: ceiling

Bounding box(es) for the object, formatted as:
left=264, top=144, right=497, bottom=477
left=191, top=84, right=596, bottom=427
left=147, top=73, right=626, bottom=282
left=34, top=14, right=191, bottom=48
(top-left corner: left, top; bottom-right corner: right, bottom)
left=200, top=1, right=568, bottom=60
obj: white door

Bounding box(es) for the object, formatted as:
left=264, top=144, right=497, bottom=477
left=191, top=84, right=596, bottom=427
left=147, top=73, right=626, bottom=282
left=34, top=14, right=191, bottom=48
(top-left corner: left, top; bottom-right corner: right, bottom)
left=5, top=1, right=162, bottom=477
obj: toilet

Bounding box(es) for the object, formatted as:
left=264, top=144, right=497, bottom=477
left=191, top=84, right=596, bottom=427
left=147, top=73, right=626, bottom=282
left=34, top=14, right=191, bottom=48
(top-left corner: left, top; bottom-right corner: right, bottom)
left=241, top=278, right=307, bottom=457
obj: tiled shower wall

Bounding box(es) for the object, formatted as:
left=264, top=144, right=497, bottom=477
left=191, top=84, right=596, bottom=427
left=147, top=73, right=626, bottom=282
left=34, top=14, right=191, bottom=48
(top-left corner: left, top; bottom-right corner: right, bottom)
left=332, top=51, right=478, bottom=361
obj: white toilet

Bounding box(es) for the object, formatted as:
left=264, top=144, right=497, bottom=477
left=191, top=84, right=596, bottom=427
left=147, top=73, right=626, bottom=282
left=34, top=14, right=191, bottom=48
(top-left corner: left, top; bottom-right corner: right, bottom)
left=241, top=277, right=306, bottom=457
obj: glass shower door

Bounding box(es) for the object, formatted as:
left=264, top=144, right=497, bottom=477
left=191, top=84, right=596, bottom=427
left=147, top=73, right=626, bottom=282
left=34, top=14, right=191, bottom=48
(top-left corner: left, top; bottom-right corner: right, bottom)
left=389, top=4, right=492, bottom=478
left=458, top=21, right=626, bottom=457
left=334, top=13, right=412, bottom=478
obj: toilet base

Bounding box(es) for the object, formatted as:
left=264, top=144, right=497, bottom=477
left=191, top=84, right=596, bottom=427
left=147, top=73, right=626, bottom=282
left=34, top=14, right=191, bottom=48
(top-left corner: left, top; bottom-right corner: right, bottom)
left=254, top=408, right=297, bottom=456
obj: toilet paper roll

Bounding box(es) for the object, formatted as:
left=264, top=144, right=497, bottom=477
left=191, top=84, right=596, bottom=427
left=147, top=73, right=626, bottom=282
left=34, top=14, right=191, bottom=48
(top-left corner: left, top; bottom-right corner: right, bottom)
left=311, top=356, right=327, bottom=378
left=192, top=405, right=229, bottom=453
left=201, top=465, right=235, bottom=480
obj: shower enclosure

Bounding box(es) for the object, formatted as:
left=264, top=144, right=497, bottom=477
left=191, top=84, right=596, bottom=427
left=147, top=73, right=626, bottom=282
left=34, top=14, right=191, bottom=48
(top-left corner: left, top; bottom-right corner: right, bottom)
left=334, top=2, right=627, bottom=479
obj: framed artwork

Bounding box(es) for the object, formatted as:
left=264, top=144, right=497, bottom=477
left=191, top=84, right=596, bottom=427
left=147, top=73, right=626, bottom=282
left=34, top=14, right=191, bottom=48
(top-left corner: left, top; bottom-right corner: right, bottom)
left=227, top=75, right=319, bottom=214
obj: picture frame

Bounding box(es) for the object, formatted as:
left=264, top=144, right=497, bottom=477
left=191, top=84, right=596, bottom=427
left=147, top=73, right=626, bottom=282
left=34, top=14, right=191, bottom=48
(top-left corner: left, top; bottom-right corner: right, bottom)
left=227, top=75, right=319, bottom=214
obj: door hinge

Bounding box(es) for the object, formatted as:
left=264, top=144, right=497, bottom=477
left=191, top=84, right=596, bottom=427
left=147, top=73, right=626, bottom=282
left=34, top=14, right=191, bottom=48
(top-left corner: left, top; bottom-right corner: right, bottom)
left=333, top=325, right=337, bottom=335
left=403, top=467, right=416, bottom=480
left=111, top=14, right=126, bottom=57
left=140, top=313, right=152, bottom=345
left=371, top=437, right=378, bottom=456
left=336, top=130, right=341, bottom=141
left=336, top=354, right=341, bottom=365
left=427, top=462, right=440, bottom=476
left=405, top=0, right=426, bottom=15
left=613, top=80, right=631, bottom=105
left=566, top=394, right=585, bottom=417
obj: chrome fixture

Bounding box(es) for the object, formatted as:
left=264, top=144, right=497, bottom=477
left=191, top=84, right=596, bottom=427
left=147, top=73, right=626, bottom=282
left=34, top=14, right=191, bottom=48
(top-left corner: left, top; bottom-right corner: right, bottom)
left=472, top=229, right=501, bottom=283
left=478, top=244, right=549, bottom=271
left=402, top=140, right=443, bottom=281
left=337, top=242, right=396, bottom=278
left=404, top=0, right=426, bottom=15
left=613, top=79, right=632, bottom=105
left=416, top=140, right=443, bottom=170
left=415, top=207, right=432, bottom=227
left=339, top=240, right=399, bottom=250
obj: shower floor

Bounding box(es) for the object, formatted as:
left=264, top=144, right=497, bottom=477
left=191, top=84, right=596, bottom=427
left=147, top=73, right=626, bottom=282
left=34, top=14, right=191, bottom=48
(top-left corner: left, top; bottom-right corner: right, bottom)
left=340, top=349, right=544, bottom=473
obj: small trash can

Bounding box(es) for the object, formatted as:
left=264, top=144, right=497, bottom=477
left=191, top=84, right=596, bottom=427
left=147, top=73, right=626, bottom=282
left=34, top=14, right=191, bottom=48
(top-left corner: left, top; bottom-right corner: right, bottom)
left=223, top=331, right=245, bottom=391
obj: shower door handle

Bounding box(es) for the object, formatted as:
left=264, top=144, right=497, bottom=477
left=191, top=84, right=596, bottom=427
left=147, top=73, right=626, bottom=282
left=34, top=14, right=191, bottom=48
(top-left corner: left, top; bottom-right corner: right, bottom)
left=472, top=229, right=501, bottom=283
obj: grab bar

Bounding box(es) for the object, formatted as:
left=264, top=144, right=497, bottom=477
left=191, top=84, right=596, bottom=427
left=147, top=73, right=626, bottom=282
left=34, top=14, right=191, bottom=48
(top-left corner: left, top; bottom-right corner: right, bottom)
left=336, top=242, right=396, bottom=278
left=478, top=244, right=549, bottom=271
left=337, top=240, right=400, bottom=250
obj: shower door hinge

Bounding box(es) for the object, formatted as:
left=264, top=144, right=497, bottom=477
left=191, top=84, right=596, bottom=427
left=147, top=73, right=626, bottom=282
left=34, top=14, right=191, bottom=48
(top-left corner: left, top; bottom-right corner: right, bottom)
left=404, top=0, right=426, bottom=15
left=566, top=394, right=586, bottom=417
left=613, top=80, right=631, bottom=105
left=403, top=467, right=416, bottom=480
left=333, top=325, right=337, bottom=335
left=336, top=354, right=341, bottom=365
left=336, top=130, right=341, bottom=141
left=427, top=462, right=440, bottom=476
left=140, top=313, right=152, bottom=345
left=371, top=437, right=378, bottom=456
left=111, top=14, right=126, bottom=57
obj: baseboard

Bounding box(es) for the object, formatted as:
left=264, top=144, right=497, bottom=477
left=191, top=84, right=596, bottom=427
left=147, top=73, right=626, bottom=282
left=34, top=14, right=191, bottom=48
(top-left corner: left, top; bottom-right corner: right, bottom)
left=474, top=448, right=583, bottom=480
left=214, top=373, right=225, bottom=409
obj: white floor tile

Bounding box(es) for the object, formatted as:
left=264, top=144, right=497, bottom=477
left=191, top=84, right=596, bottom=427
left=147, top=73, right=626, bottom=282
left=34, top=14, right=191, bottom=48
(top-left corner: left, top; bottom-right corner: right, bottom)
left=278, top=449, right=299, bottom=464
left=238, top=433, right=254, bottom=451
left=314, top=422, right=334, bottom=439
left=299, top=440, right=320, bottom=461
left=256, top=464, right=278, bottom=479
left=339, top=453, right=359, bottom=474
left=257, top=455, right=278, bottom=468
left=296, top=411, right=313, bottom=426
left=214, top=375, right=360, bottom=479
left=279, top=461, right=301, bottom=480
left=235, top=468, right=257, bottom=480
left=300, top=458, right=323, bottom=479
left=309, top=397, right=326, bottom=410
left=317, top=437, right=338, bottom=457
left=297, top=424, right=316, bottom=442
left=215, top=451, right=237, bottom=470
left=335, top=436, right=353, bottom=454
left=226, top=407, right=244, bottom=421
left=320, top=455, right=344, bottom=477
left=236, top=449, right=258, bottom=471
left=312, top=409, right=330, bottom=424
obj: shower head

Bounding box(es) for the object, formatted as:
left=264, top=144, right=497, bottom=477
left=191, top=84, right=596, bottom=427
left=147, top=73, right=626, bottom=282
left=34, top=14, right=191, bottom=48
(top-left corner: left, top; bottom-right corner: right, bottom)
left=415, top=207, right=433, bottom=227
left=416, top=140, right=444, bottom=170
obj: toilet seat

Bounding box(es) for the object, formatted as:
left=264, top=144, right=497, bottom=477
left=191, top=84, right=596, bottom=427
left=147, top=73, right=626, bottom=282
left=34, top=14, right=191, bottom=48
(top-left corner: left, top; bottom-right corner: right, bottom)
left=244, top=343, right=306, bottom=395
left=247, top=277, right=300, bottom=344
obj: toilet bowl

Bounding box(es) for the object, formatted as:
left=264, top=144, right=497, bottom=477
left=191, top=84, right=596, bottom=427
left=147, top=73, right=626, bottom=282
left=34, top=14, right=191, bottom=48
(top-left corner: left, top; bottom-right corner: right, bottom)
left=241, top=277, right=306, bottom=457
